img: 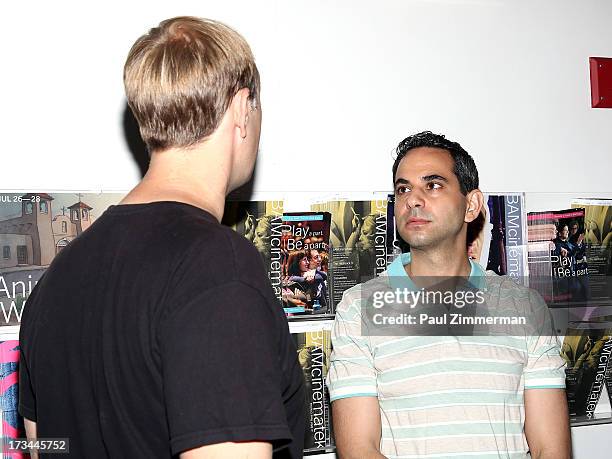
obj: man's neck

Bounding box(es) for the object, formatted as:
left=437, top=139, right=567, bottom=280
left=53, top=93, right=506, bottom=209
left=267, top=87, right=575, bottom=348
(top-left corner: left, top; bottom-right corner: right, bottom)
left=120, top=140, right=233, bottom=222
left=405, top=245, right=472, bottom=279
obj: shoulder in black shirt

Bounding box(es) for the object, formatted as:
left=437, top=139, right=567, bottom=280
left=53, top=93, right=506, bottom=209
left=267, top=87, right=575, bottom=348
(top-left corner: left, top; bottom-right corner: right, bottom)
left=18, top=202, right=305, bottom=458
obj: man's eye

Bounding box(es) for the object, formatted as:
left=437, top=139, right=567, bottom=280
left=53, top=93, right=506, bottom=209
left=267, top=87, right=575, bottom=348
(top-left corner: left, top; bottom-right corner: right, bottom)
left=427, top=182, right=442, bottom=190
left=395, top=186, right=410, bottom=195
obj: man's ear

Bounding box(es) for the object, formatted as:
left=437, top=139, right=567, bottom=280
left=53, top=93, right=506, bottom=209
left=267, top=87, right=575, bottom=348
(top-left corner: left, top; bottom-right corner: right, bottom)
left=465, top=189, right=484, bottom=223
left=231, top=87, right=251, bottom=140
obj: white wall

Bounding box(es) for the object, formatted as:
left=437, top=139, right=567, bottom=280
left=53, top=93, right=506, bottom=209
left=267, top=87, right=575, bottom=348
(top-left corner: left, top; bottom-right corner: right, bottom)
left=2, top=0, right=611, bottom=195
left=2, top=1, right=611, bottom=457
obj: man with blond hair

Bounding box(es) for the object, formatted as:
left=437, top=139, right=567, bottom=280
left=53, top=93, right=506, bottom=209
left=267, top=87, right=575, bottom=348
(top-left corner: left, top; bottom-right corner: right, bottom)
left=19, top=17, right=304, bottom=458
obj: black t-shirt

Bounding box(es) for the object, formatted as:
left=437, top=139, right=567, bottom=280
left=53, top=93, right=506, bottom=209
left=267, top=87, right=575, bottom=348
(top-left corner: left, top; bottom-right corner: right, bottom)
left=18, top=202, right=305, bottom=458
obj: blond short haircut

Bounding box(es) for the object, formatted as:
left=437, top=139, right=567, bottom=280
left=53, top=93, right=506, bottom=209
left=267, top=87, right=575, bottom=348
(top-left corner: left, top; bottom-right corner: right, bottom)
left=124, top=16, right=260, bottom=152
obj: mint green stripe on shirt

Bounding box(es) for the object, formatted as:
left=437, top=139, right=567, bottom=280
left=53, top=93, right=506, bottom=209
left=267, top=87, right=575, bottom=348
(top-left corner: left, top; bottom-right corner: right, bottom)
left=378, top=360, right=523, bottom=383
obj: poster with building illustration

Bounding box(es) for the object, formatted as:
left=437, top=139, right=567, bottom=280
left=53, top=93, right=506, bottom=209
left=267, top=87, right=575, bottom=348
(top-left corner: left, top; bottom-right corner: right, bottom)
left=0, top=192, right=125, bottom=328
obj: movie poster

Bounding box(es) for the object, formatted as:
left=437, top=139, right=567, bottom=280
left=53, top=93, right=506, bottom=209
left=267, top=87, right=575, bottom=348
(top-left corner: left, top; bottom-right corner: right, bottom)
left=561, top=324, right=612, bottom=418
left=311, top=199, right=388, bottom=309
left=291, top=321, right=334, bottom=454
left=0, top=340, right=26, bottom=458
left=385, top=194, right=405, bottom=264
left=0, top=192, right=124, bottom=328
left=222, top=200, right=284, bottom=304
left=281, top=212, right=332, bottom=318
left=483, top=194, right=528, bottom=283
left=571, top=199, right=612, bottom=317
left=527, top=208, right=588, bottom=308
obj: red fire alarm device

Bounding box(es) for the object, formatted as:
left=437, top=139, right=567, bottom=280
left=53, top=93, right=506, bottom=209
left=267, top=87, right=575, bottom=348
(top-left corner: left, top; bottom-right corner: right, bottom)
left=590, top=57, right=612, bottom=108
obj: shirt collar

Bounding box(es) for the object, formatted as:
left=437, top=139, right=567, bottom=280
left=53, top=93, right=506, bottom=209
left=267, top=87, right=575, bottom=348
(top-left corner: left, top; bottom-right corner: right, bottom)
left=387, top=252, right=486, bottom=290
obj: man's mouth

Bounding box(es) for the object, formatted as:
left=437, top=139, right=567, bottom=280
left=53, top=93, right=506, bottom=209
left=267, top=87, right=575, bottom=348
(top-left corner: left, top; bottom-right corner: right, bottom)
left=406, top=217, right=430, bottom=227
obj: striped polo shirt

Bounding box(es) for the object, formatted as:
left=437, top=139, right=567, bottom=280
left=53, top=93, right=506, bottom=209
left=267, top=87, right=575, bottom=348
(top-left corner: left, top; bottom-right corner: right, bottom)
left=327, top=253, right=566, bottom=459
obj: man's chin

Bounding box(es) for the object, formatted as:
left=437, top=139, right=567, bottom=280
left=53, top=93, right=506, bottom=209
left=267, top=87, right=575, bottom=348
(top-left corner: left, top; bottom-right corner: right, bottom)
left=401, top=237, right=431, bottom=250
left=402, top=230, right=448, bottom=250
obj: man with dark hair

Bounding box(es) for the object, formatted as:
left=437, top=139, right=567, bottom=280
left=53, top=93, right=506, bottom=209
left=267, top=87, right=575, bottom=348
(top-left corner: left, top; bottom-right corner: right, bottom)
left=554, top=224, right=576, bottom=260
left=328, top=131, right=570, bottom=458
left=568, top=220, right=579, bottom=241
left=567, top=220, right=586, bottom=261
left=19, top=17, right=304, bottom=459
left=392, top=131, right=480, bottom=195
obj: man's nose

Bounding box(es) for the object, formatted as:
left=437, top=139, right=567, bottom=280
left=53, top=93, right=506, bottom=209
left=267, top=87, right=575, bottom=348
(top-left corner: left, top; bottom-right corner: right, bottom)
left=405, top=189, right=425, bottom=209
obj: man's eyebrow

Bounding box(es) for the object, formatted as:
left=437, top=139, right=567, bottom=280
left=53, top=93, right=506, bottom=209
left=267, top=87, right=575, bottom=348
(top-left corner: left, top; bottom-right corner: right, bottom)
left=422, top=174, right=449, bottom=183
left=394, top=175, right=449, bottom=187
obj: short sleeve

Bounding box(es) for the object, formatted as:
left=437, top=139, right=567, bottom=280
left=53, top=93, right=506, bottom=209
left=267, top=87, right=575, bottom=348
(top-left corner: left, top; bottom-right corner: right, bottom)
left=18, top=342, right=37, bottom=421
left=160, top=281, right=293, bottom=456
left=327, top=291, right=378, bottom=402
left=524, top=290, right=566, bottom=389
